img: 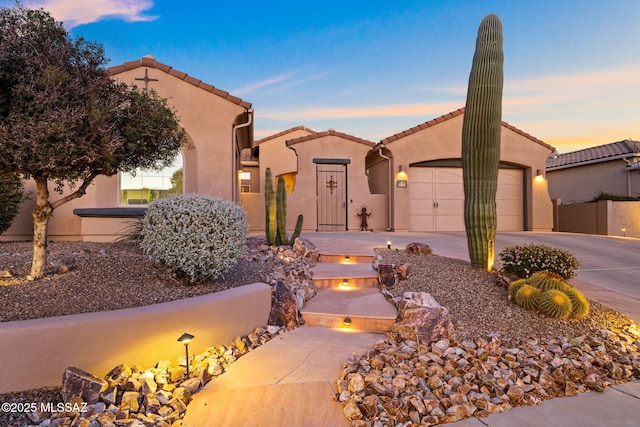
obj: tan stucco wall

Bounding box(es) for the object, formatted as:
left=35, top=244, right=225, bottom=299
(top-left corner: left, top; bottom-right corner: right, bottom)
left=547, top=161, right=640, bottom=203
left=0, top=283, right=271, bottom=393
left=257, top=128, right=315, bottom=181
left=384, top=114, right=554, bottom=232
left=286, top=135, right=387, bottom=232
left=556, top=200, right=640, bottom=238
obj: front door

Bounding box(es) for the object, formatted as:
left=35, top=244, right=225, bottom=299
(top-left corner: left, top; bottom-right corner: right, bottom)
left=316, top=164, right=347, bottom=231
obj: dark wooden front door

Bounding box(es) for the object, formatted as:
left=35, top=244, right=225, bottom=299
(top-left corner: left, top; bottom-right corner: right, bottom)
left=316, top=164, right=347, bottom=231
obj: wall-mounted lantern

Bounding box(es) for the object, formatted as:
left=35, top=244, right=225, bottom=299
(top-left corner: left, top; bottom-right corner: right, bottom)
left=397, top=165, right=408, bottom=188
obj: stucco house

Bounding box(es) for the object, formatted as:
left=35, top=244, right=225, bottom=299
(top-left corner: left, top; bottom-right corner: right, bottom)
left=546, top=140, right=640, bottom=203
left=4, top=56, right=253, bottom=241
left=546, top=140, right=640, bottom=238
left=3, top=58, right=555, bottom=241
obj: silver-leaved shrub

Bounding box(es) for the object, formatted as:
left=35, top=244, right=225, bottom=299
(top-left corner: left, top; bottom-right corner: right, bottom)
left=141, top=194, right=248, bottom=282
left=498, top=243, right=580, bottom=279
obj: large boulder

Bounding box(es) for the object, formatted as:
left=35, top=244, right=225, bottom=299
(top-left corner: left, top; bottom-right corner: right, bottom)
left=62, top=367, right=107, bottom=405
left=392, top=292, right=454, bottom=342
left=293, top=238, right=320, bottom=262
left=269, top=280, right=299, bottom=328
left=405, top=243, right=432, bottom=255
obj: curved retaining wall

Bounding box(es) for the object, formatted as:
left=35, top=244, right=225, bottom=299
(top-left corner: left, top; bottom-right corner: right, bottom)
left=0, top=283, right=271, bottom=393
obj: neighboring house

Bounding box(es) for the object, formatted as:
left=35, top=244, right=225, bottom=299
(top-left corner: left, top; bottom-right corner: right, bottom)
left=546, top=140, right=640, bottom=238
left=2, top=59, right=556, bottom=241
left=4, top=56, right=253, bottom=241
left=546, top=140, right=640, bottom=203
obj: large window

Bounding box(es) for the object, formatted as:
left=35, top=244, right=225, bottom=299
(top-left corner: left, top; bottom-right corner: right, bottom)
left=120, top=154, right=183, bottom=205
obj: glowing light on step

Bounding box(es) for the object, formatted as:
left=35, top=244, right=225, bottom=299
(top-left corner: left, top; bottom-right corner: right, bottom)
left=343, top=317, right=352, bottom=326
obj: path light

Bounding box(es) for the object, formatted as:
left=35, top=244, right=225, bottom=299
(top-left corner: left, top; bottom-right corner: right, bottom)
left=177, top=332, right=195, bottom=378
left=387, top=241, right=392, bottom=250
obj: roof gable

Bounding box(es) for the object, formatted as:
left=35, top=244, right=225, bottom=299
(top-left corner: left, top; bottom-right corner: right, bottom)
left=255, top=126, right=316, bottom=145
left=381, top=107, right=554, bottom=152
left=108, top=56, right=252, bottom=109
left=286, top=129, right=376, bottom=148
left=546, top=140, right=640, bottom=170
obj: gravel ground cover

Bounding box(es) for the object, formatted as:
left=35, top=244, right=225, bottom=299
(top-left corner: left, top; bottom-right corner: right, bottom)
left=0, top=240, right=637, bottom=427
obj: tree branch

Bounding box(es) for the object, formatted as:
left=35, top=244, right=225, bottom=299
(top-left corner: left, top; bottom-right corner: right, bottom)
left=50, top=172, right=100, bottom=210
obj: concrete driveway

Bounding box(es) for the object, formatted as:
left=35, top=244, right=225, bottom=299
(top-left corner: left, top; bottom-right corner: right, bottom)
left=302, top=230, right=640, bottom=322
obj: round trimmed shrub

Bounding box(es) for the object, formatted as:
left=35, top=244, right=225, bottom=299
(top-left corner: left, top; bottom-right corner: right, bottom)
left=515, top=285, right=542, bottom=311
left=498, top=243, right=581, bottom=279
left=538, top=289, right=573, bottom=319
left=141, top=194, right=249, bottom=282
left=0, top=173, right=25, bottom=234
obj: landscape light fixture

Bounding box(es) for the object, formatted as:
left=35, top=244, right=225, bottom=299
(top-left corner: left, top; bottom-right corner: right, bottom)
left=343, top=317, right=352, bottom=326
left=345, top=255, right=350, bottom=262
left=342, top=278, right=349, bottom=287
left=177, top=332, right=195, bottom=377
left=387, top=241, right=392, bottom=250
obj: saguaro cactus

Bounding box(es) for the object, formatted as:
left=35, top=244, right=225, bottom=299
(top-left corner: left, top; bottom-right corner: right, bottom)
left=461, top=14, right=504, bottom=271
left=265, top=168, right=277, bottom=245
left=276, top=175, right=288, bottom=245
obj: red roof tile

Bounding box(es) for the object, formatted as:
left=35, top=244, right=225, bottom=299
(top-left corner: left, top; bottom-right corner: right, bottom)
left=546, top=140, right=640, bottom=169
left=381, top=107, right=554, bottom=152
left=108, top=57, right=252, bottom=109
left=254, top=126, right=317, bottom=145
left=286, top=129, right=376, bottom=147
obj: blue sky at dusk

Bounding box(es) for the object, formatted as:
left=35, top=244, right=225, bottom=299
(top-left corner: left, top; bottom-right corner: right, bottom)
left=2, top=0, right=639, bottom=153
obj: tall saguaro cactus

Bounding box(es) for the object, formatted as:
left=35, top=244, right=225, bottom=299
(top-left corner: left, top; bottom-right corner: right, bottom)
left=265, top=168, right=277, bottom=245
left=461, top=14, right=504, bottom=271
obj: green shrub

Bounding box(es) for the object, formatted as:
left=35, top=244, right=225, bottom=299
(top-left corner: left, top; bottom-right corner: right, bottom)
left=498, top=243, right=580, bottom=279
left=591, top=191, right=640, bottom=202
left=0, top=173, right=25, bottom=234
left=141, top=194, right=248, bottom=282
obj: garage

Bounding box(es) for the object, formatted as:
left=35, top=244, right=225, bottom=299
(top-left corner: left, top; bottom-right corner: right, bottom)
left=408, top=166, right=523, bottom=232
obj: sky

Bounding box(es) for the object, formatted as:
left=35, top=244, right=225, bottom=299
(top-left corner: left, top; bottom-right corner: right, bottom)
left=2, top=0, right=639, bottom=153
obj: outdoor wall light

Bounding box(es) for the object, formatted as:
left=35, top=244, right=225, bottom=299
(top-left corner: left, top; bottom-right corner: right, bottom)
left=387, top=240, right=392, bottom=250
left=397, top=165, right=408, bottom=188
left=343, top=317, right=352, bottom=326
left=177, top=332, right=195, bottom=377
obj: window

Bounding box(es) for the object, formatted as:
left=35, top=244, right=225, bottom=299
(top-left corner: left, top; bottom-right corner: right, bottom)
left=120, top=154, right=183, bottom=205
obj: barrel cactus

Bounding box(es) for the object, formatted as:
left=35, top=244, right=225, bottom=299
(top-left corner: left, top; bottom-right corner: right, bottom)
left=526, top=271, right=568, bottom=292
left=563, top=286, right=590, bottom=319
left=538, top=289, right=573, bottom=319
left=461, top=13, right=504, bottom=271
left=508, top=278, right=528, bottom=300
left=515, top=285, right=542, bottom=311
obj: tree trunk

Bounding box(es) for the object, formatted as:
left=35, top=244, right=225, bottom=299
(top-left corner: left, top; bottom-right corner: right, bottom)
left=30, top=176, right=53, bottom=279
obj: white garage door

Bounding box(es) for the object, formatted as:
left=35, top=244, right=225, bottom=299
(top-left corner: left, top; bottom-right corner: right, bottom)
left=408, top=167, right=523, bottom=232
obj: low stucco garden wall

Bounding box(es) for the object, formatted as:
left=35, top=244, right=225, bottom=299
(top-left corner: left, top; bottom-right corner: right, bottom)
left=554, top=199, right=640, bottom=238
left=0, top=282, right=271, bottom=393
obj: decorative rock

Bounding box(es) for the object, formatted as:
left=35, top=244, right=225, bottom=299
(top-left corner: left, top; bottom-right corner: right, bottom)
left=269, top=280, right=299, bottom=327
left=378, top=264, right=398, bottom=288
left=0, top=269, right=13, bottom=278
left=405, top=242, right=432, bottom=255
left=62, top=367, right=108, bottom=405
left=292, top=238, right=320, bottom=262
left=392, top=292, right=454, bottom=342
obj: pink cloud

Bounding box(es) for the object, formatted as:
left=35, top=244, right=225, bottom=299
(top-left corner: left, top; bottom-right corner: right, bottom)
left=24, top=0, right=157, bottom=28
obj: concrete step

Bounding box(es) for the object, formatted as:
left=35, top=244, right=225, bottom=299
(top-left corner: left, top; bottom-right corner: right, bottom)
left=311, top=262, right=379, bottom=289
left=301, top=288, right=397, bottom=332
left=319, top=254, right=375, bottom=264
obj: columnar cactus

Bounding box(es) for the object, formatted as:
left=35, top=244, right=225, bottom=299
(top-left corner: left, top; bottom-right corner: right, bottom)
left=265, top=168, right=277, bottom=245
left=264, top=169, right=303, bottom=246
left=461, top=14, right=504, bottom=271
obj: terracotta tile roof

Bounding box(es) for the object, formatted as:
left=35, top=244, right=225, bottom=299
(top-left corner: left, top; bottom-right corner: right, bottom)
left=380, top=107, right=555, bottom=152
left=546, top=140, right=640, bottom=170
left=108, top=56, right=252, bottom=109
left=254, top=126, right=316, bottom=145
left=286, top=129, right=376, bottom=147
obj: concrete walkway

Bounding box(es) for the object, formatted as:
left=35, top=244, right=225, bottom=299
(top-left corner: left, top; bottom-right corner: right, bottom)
left=184, top=231, right=640, bottom=426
